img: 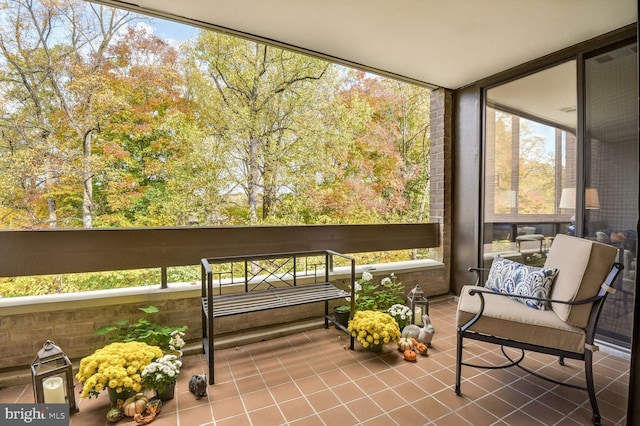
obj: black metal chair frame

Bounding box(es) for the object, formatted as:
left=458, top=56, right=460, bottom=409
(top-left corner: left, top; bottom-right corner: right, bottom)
left=456, top=262, right=623, bottom=426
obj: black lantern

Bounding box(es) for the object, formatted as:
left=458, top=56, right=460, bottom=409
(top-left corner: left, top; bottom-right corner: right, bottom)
left=31, top=340, right=78, bottom=414
left=407, top=285, right=429, bottom=326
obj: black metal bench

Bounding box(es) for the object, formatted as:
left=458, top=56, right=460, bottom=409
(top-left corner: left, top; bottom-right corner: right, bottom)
left=201, top=250, right=355, bottom=384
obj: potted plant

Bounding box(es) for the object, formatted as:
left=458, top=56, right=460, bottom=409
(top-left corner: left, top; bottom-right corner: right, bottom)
left=141, top=353, right=182, bottom=400
left=347, top=310, right=401, bottom=352
left=76, top=341, right=163, bottom=404
left=96, top=305, right=188, bottom=354
left=352, top=271, right=405, bottom=312
left=387, top=304, right=413, bottom=330
left=333, top=305, right=351, bottom=328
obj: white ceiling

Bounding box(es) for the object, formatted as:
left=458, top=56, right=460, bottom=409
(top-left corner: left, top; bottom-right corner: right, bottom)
left=95, top=0, right=636, bottom=89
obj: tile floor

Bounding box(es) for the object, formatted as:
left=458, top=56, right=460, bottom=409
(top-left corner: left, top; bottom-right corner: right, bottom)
left=0, top=300, right=630, bottom=425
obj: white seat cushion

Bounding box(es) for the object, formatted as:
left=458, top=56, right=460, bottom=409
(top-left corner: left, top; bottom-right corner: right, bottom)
left=457, top=285, right=587, bottom=353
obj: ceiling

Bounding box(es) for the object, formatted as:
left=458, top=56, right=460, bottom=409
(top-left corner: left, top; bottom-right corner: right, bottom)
left=94, top=0, right=636, bottom=89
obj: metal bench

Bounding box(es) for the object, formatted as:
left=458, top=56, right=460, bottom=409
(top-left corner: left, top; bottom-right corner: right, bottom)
left=201, top=250, right=355, bottom=384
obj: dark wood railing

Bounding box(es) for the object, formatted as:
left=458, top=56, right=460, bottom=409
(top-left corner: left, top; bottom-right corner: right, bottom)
left=0, top=224, right=440, bottom=283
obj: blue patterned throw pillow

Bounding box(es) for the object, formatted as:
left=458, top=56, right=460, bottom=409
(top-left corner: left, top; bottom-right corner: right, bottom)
left=484, top=256, right=558, bottom=310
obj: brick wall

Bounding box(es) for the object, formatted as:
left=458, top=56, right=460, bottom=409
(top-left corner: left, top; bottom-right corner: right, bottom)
left=429, top=88, right=453, bottom=283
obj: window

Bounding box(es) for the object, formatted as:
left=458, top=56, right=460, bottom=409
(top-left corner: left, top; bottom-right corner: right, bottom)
left=483, top=61, right=577, bottom=265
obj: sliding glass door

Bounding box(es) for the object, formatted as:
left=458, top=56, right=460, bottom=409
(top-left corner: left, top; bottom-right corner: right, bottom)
left=483, top=61, right=577, bottom=268
left=585, top=42, right=638, bottom=348
left=482, top=40, right=638, bottom=349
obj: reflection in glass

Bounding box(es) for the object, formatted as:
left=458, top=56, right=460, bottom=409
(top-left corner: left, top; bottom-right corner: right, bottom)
left=585, top=43, right=638, bottom=348
left=483, top=61, right=577, bottom=266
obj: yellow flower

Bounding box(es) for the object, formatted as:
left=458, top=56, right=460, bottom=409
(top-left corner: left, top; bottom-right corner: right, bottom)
left=347, top=310, right=401, bottom=348
left=76, top=342, right=163, bottom=399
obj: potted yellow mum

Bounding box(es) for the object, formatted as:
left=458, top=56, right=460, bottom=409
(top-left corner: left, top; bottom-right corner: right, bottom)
left=348, top=310, right=401, bottom=352
left=76, top=341, right=163, bottom=403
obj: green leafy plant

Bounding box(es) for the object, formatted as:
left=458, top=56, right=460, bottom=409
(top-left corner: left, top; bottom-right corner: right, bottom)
left=96, top=306, right=187, bottom=353
left=352, top=271, right=404, bottom=312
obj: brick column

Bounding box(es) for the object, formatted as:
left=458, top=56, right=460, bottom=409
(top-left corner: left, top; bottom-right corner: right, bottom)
left=429, top=88, right=452, bottom=283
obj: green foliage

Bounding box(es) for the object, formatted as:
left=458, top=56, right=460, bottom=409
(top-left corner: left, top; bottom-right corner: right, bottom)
left=95, top=305, right=187, bottom=352
left=352, top=271, right=405, bottom=312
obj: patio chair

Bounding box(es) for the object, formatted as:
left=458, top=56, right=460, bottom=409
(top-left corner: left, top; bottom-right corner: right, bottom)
left=455, top=234, right=623, bottom=426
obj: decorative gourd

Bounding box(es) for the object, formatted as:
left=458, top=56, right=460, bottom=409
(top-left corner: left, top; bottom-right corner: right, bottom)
left=106, top=408, right=124, bottom=423
left=397, top=337, right=414, bottom=352
left=123, top=393, right=149, bottom=417
left=403, top=349, right=417, bottom=362
left=411, top=338, right=428, bottom=355
left=134, top=398, right=163, bottom=425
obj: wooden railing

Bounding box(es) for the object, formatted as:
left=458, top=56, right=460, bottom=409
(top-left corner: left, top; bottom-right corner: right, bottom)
left=0, top=223, right=440, bottom=284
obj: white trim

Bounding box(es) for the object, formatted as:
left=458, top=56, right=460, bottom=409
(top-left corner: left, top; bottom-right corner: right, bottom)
left=0, top=259, right=444, bottom=314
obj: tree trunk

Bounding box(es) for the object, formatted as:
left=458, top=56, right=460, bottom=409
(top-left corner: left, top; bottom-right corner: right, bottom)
left=247, top=136, right=260, bottom=224
left=82, top=131, right=93, bottom=228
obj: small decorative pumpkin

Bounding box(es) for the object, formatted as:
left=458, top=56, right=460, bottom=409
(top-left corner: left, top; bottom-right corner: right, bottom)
left=403, top=349, right=417, bottom=362
left=411, top=338, right=428, bottom=356
left=106, top=407, right=124, bottom=423
left=134, top=398, right=163, bottom=425
left=397, top=337, right=414, bottom=352
left=123, top=393, right=149, bottom=417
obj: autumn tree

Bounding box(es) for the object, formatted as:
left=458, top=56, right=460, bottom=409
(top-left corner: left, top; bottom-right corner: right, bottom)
left=187, top=32, right=336, bottom=224
left=0, top=0, right=140, bottom=228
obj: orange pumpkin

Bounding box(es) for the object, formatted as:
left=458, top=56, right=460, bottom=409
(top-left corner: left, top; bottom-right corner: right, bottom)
left=403, top=349, right=417, bottom=362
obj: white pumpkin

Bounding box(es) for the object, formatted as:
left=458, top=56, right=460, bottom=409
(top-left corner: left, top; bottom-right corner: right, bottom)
left=397, top=337, right=414, bottom=352
left=122, top=393, right=149, bottom=417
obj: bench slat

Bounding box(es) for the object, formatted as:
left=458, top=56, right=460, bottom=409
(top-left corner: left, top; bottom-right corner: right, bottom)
left=203, top=283, right=349, bottom=318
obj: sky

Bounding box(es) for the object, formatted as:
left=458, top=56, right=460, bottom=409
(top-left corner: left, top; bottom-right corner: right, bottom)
left=150, top=17, right=199, bottom=43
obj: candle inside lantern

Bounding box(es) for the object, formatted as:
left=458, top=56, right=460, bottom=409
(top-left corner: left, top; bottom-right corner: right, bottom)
left=413, top=306, right=422, bottom=326
left=43, top=377, right=66, bottom=404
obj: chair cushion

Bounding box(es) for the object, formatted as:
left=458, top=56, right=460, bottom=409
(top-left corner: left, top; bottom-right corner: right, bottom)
left=484, top=256, right=558, bottom=310
left=457, top=285, right=587, bottom=353
left=545, top=234, right=617, bottom=328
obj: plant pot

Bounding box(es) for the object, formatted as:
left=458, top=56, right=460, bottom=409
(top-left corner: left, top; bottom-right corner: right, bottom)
left=155, top=381, right=176, bottom=401
left=333, top=306, right=351, bottom=329
left=108, top=387, right=136, bottom=406
left=365, top=342, right=383, bottom=352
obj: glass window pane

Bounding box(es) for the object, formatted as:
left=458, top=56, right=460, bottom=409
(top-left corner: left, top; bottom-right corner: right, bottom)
left=586, top=42, right=638, bottom=348
left=484, top=61, right=577, bottom=265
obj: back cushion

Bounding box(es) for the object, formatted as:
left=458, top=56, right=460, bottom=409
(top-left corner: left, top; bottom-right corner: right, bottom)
left=545, top=234, right=617, bottom=328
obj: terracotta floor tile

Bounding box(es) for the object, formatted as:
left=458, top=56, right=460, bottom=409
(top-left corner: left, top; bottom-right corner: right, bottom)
left=241, top=388, right=275, bottom=411
left=316, top=404, right=358, bottom=424
left=269, top=381, right=302, bottom=402
left=455, top=402, right=500, bottom=426
left=345, top=396, right=385, bottom=422
left=304, top=388, right=341, bottom=412
left=210, top=395, right=244, bottom=420
left=278, top=396, right=315, bottom=422
left=246, top=405, right=286, bottom=426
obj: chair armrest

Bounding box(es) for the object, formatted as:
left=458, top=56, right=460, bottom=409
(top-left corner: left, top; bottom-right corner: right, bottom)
left=467, top=267, right=490, bottom=286
left=467, top=287, right=604, bottom=306
left=459, top=287, right=606, bottom=332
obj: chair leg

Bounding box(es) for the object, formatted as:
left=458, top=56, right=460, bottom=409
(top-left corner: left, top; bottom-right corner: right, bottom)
left=559, top=356, right=565, bottom=366
left=455, top=331, right=463, bottom=395
left=584, top=350, right=601, bottom=426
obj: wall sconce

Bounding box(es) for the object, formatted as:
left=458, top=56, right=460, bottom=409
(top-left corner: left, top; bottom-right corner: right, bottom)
left=407, top=285, right=429, bottom=326
left=31, top=340, right=78, bottom=414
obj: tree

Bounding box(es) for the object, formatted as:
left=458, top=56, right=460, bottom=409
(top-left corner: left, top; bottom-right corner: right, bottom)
left=188, top=32, right=335, bottom=223
left=0, top=0, right=138, bottom=228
